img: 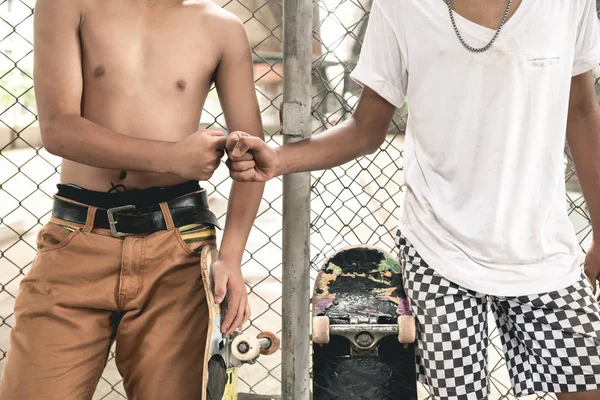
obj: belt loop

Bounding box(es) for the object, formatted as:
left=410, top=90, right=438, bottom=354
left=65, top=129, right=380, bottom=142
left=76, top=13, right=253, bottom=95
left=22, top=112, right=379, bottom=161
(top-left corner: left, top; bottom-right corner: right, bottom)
left=83, top=206, right=97, bottom=233
left=159, top=202, right=175, bottom=231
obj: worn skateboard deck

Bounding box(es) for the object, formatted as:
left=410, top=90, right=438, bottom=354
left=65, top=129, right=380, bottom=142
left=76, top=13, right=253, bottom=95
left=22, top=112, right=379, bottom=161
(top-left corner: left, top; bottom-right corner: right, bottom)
left=201, top=246, right=280, bottom=400
left=201, top=245, right=238, bottom=400
left=312, top=245, right=417, bottom=400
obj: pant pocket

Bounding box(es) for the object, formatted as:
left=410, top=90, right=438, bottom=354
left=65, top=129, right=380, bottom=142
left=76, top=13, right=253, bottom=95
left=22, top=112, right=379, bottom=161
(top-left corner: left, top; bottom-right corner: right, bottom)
left=36, top=219, right=82, bottom=254
left=175, top=223, right=218, bottom=255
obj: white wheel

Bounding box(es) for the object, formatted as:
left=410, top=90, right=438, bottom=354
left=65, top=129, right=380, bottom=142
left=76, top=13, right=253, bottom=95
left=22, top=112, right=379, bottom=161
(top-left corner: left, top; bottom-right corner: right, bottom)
left=312, top=316, right=330, bottom=344
left=232, top=334, right=261, bottom=362
left=398, top=315, right=416, bottom=343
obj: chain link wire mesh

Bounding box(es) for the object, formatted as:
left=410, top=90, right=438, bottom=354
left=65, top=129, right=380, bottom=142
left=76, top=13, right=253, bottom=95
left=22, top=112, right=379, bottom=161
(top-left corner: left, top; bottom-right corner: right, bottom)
left=0, top=0, right=597, bottom=399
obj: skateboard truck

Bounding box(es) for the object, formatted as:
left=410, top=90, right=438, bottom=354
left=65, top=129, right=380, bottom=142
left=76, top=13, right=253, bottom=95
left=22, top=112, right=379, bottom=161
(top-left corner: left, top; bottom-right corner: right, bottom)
left=312, top=314, right=415, bottom=356
left=334, top=316, right=396, bottom=356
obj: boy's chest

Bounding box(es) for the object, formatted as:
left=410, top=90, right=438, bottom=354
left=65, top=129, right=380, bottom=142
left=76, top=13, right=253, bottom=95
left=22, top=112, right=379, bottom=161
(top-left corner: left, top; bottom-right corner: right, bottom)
left=79, top=3, right=220, bottom=93
left=408, top=1, right=577, bottom=71
left=402, top=1, right=581, bottom=100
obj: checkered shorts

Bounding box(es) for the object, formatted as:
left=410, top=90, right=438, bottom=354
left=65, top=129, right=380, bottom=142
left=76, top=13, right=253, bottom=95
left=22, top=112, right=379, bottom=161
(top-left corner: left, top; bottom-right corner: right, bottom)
left=396, top=231, right=600, bottom=399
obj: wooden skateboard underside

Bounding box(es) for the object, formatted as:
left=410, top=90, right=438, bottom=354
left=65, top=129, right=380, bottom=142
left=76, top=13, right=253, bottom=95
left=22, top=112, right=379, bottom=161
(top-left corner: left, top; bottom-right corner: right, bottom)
left=201, top=246, right=280, bottom=400
left=201, top=246, right=238, bottom=400
left=312, top=246, right=417, bottom=400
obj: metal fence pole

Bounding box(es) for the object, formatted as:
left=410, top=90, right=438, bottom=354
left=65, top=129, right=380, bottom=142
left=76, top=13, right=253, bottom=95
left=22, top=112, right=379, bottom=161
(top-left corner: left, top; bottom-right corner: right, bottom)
left=281, top=0, right=313, bottom=398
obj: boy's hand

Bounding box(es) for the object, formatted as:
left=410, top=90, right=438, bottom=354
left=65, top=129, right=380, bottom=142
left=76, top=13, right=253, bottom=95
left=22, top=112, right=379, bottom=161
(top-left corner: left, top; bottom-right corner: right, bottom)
left=212, top=258, right=251, bottom=336
left=226, top=131, right=277, bottom=182
left=584, top=240, right=600, bottom=301
left=168, top=130, right=227, bottom=181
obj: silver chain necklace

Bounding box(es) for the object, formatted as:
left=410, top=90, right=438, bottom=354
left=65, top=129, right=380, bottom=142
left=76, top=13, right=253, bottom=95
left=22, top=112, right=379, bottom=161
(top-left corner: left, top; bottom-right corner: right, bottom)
left=446, top=0, right=513, bottom=53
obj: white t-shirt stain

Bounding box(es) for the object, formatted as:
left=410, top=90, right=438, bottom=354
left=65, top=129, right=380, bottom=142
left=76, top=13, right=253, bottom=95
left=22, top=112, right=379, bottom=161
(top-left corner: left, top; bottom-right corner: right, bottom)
left=350, top=0, right=600, bottom=296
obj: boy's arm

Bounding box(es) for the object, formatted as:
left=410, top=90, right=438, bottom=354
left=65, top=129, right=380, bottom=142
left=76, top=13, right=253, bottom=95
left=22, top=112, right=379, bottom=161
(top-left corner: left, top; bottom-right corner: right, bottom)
left=34, top=0, right=225, bottom=181
left=211, top=14, right=265, bottom=335
left=566, top=70, right=600, bottom=295
left=275, top=87, right=396, bottom=175
left=226, top=86, right=397, bottom=181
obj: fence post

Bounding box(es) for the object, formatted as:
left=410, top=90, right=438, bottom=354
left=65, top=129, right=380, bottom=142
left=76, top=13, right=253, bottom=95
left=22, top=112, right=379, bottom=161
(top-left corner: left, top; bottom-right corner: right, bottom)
left=281, top=0, right=313, bottom=398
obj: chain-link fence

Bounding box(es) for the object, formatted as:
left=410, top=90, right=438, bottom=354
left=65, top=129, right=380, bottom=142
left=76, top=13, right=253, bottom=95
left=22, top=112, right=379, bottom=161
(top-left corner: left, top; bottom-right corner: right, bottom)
left=0, top=0, right=598, bottom=399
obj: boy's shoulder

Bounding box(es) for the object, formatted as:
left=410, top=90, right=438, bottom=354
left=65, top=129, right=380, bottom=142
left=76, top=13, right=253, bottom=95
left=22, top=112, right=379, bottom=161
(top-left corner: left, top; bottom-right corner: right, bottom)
left=183, top=0, right=248, bottom=50
left=183, top=0, right=245, bottom=29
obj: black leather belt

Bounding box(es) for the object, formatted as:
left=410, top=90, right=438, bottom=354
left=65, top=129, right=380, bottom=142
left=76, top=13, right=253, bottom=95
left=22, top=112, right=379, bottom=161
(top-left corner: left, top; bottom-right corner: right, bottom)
left=52, top=191, right=221, bottom=237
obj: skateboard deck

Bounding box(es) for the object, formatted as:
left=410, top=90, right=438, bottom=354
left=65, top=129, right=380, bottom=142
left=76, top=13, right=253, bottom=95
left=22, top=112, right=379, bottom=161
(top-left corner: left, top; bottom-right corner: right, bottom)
left=311, top=245, right=417, bottom=400
left=201, top=246, right=280, bottom=400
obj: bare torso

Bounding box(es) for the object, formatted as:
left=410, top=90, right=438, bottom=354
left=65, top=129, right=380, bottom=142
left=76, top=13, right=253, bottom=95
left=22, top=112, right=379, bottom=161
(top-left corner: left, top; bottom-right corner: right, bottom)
left=449, top=0, right=523, bottom=30
left=62, top=0, right=222, bottom=191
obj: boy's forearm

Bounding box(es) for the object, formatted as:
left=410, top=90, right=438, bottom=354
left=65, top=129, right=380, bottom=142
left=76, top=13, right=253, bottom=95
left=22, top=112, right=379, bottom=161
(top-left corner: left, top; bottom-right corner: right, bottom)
left=42, top=114, right=174, bottom=174
left=567, top=109, right=600, bottom=240
left=219, top=181, right=265, bottom=265
left=274, top=117, right=382, bottom=177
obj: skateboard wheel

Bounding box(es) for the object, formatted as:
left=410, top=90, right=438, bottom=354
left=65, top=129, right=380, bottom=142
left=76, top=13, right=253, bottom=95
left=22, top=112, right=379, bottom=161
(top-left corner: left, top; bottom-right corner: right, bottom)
left=312, top=316, right=330, bottom=344
left=398, top=315, right=416, bottom=343
left=257, top=331, right=280, bottom=355
left=232, top=334, right=261, bottom=362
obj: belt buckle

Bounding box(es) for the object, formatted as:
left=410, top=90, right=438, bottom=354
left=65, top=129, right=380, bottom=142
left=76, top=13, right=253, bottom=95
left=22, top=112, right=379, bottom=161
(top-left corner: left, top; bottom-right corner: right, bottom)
left=106, top=205, right=136, bottom=237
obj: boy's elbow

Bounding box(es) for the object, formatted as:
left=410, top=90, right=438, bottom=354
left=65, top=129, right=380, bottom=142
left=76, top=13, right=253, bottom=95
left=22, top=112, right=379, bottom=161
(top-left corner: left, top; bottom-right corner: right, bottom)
left=350, top=116, right=387, bottom=156
left=365, top=137, right=382, bottom=154
left=363, top=129, right=387, bottom=155
left=39, top=118, right=62, bottom=155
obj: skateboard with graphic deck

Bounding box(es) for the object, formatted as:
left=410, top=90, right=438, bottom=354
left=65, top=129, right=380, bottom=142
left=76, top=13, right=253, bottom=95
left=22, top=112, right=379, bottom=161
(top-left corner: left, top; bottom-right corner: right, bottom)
left=312, top=245, right=417, bottom=400
left=200, top=246, right=280, bottom=400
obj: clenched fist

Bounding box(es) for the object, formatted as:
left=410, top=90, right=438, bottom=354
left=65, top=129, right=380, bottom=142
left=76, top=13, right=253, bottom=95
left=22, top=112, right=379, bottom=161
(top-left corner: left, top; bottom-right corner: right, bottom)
left=225, top=131, right=277, bottom=182
left=169, top=130, right=227, bottom=181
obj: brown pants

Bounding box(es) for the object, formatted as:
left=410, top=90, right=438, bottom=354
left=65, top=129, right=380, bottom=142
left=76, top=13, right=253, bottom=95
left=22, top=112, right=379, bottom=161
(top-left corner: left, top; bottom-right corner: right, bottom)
left=0, top=205, right=217, bottom=399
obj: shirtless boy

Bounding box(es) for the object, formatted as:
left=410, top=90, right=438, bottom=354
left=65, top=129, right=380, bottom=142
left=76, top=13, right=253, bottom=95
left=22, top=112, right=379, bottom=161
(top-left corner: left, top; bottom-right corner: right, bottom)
left=0, top=1, right=263, bottom=399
